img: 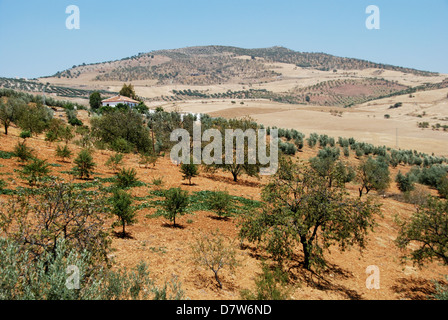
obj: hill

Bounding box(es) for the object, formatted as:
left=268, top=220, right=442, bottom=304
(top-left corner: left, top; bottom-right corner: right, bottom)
left=46, top=46, right=439, bottom=85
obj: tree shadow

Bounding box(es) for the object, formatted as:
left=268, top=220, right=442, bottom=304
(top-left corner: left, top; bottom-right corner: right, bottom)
left=181, top=182, right=197, bottom=186
left=208, top=214, right=231, bottom=222
left=288, top=261, right=363, bottom=300
left=203, top=174, right=262, bottom=188
left=392, top=277, right=439, bottom=300
left=112, top=230, right=135, bottom=240
left=161, top=222, right=186, bottom=229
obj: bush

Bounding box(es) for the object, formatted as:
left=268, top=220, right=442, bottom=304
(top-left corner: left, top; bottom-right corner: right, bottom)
left=180, top=161, right=199, bottom=186
left=73, top=149, right=96, bottom=180
left=115, top=167, right=139, bottom=189
left=19, top=130, right=31, bottom=139
left=105, top=153, right=124, bottom=173
left=191, top=231, right=238, bottom=289
left=437, top=176, right=448, bottom=199
left=110, top=138, right=134, bottom=154
left=20, top=157, right=51, bottom=185
left=279, top=142, right=297, bottom=156
left=138, top=152, right=158, bottom=169
left=111, top=189, right=136, bottom=238
left=396, top=196, right=448, bottom=266
left=159, top=188, right=189, bottom=227
left=432, top=276, right=448, bottom=300
left=14, top=140, right=33, bottom=163
left=55, top=144, right=72, bottom=162
left=396, top=171, right=416, bottom=193
left=240, top=263, right=291, bottom=300
left=208, top=191, right=233, bottom=219
left=0, top=238, right=185, bottom=300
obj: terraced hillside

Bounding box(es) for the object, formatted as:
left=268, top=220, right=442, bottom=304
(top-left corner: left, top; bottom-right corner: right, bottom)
left=0, top=77, right=116, bottom=99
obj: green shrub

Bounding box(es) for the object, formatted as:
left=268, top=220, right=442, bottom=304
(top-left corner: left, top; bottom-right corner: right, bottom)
left=105, top=153, right=124, bottom=173
left=180, top=161, right=199, bottom=185
left=73, top=149, right=96, bottom=180
left=240, top=263, right=291, bottom=300
left=159, top=188, right=189, bottom=227
left=20, top=157, right=51, bottom=185
left=395, top=171, right=416, bottom=193
left=208, top=191, right=233, bottom=218
left=14, top=140, right=33, bottom=163
left=111, top=189, right=136, bottom=238
left=111, top=138, right=134, bottom=154
left=55, top=144, right=72, bottom=162
left=115, top=167, right=139, bottom=189
left=19, top=130, right=31, bottom=139
left=437, top=176, right=448, bottom=199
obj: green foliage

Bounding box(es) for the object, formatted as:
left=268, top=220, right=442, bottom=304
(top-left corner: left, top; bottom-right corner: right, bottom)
left=279, top=141, right=297, bottom=155
left=115, top=167, right=139, bottom=189
left=19, top=130, right=31, bottom=139
left=307, top=133, right=318, bottom=148
left=240, top=262, right=291, bottom=300
left=438, top=176, right=448, bottom=199
left=180, top=161, right=199, bottom=185
left=395, top=171, right=416, bottom=193
left=91, top=109, right=152, bottom=154
left=159, top=188, right=189, bottom=227
left=191, top=231, right=238, bottom=289
left=239, top=158, right=380, bottom=271
left=309, top=148, right=354, bottom=188
left=89, top=91, right=102, bottom=111
left=73, top=149, right=96, bottom=180
left=411, top=165, right=448, bottom=189
left=151, top=177, right=164, bottom=188
left=105, top=153, right=124, bottom=173
left=396, top=197, right=448, bottom=266
left=0, top=150, right=15, bottom=159
left=0, top=97, right=27, bottom=135
left=111, top=189, right=136, bottom=238
left=0, top=179, right=6, bottom=192
left=138, top=152, right=158, bottom=169
left=357, top=156, right=391, bottom=197
left=119, top=83, right=137, bottom=100
left=432, top=276, right=448, bottom=300
left=207, top=190, right=233, bottom=218
left=55, top=144, right=72, bottom=162
left=0, top=238, right=185, bottom=300
left=211, top=117, right=262, bottom=182
left=14, top=140, right=33, bottom=163
left=0, top=180, right=111, bottom=268
left=17, top=103, right=53, bottom=135
left=20, top=157, right=51, bottom=186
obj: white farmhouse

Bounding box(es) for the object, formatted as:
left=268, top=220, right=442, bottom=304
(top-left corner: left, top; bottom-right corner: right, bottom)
left=101, top=95, right=140, bottom=108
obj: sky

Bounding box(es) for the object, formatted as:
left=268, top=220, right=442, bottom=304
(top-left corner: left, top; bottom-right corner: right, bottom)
left=0, top=0, right=447, bottom=79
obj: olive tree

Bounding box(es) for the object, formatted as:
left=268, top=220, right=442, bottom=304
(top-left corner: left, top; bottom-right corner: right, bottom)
left=239, top=157, right=380, bottom=271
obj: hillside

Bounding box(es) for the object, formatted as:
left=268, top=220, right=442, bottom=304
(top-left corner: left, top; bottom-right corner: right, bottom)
left=0, top=108, right=447, bottom=300
left=46, top=46, right=439, bottom=85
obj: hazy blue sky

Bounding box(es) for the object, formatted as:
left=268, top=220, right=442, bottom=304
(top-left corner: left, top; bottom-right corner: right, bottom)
left=0, top=0, right=447, bottom=78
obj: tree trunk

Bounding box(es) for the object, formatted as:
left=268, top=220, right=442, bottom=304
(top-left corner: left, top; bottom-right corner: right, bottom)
left=214, top=271, right=222, bottom=288
left=300, top=238, right=311, bottom=270
left=232, top=172, right=238, bottom=182
left=122, top=219, right=126, bottom=238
